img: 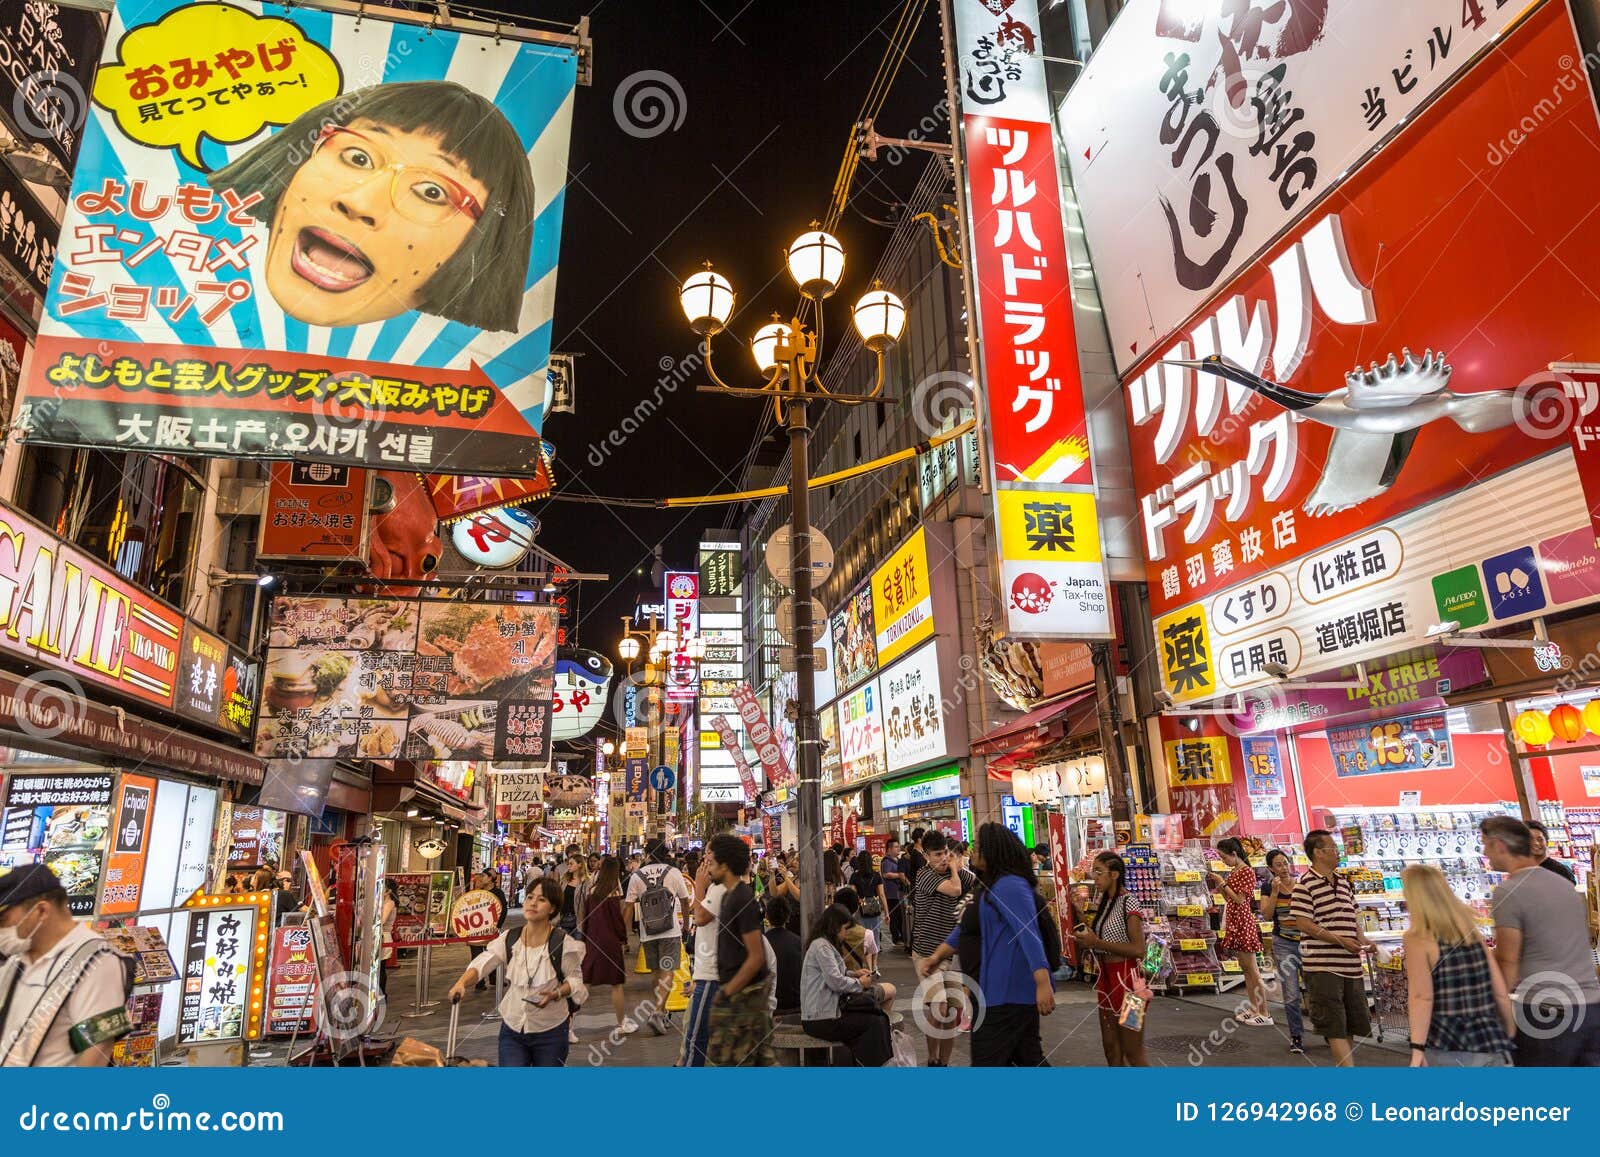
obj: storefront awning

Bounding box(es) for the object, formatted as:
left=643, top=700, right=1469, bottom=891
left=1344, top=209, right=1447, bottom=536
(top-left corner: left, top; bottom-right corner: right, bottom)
left=973, top=689, right=1098, bottom=757
left=0, top=668, right=263, bottom=783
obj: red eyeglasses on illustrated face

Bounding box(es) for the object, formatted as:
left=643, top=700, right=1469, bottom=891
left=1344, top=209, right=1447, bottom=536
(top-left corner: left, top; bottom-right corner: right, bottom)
left=310, top=125, right=483, bottom=223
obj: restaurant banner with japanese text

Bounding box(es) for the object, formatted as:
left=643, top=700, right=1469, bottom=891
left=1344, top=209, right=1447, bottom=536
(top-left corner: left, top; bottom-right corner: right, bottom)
left=258, top=597, right=556, bottom=763
left=20, top=0, right=578, bottom=477
left=1134, top=3, right=1600, bottom=704
left=952, top=0, right=1111, bottom=639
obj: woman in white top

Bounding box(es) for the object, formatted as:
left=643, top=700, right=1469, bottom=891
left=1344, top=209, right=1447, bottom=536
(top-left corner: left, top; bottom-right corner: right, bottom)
left=449, top=878, right=588, bottom=1066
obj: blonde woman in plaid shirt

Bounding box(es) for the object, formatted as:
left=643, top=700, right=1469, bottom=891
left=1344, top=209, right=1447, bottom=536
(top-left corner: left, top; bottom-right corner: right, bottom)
left=1402, top=865, right=1515, bottom=1067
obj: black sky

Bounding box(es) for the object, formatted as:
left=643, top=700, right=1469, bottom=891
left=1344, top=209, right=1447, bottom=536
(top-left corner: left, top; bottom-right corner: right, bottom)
left=500, top=0, right=946, bottom=647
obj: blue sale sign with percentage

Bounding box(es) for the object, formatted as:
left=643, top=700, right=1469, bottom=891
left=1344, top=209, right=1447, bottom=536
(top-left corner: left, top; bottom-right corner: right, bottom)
left=1327, top=711, right=1454, bottom=777
left=1241, top=736, right=1284, bottom=796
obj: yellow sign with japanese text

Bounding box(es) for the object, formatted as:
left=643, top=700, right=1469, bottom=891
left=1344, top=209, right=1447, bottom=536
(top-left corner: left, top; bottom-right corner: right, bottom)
left=1154, top=603, right=1216, bottom=702
left=1165, top=736, right=1233, bottom=788
left=994, top=487, right=1111, bottom=637
left=871, top=527, right=935, bottom=666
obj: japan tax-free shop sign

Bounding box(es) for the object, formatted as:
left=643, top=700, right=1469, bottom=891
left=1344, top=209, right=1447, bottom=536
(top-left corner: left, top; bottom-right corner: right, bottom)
left=19, top=0, right=577, bottom=476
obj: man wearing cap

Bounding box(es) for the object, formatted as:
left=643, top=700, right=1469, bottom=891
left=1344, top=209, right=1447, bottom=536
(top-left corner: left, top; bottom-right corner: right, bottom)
left=0, top=864, right=133, bottom=1067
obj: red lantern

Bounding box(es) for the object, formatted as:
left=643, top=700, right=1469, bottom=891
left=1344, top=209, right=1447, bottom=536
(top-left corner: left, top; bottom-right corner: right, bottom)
left=1549, top=703, right=1584, bottom=743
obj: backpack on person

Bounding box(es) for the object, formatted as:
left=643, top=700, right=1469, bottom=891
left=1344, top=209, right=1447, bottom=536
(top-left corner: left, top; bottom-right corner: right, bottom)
left=637, top=865, right=678, bottom=937
left=505, top=926, right=584, bottom=1015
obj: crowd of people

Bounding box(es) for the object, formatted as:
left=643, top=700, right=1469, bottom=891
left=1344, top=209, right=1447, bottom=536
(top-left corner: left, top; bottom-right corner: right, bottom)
left=435, top=813, right=1598, bottom=1069
left=5, top=814, right=1594, bottom=1069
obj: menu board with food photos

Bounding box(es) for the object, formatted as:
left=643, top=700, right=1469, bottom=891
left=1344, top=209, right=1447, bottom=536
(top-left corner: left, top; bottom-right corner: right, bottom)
left=101, top=925, right=178, bottom=985
left=257, top=597, right=557, bottom=763
left=2, top=773, right=115, bottom=915
left=177, top=906, right=257, bottom=1045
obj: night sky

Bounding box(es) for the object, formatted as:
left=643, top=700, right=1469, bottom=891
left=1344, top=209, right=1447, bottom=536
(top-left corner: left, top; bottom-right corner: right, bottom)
left=506, top=0, right=946, bottom=647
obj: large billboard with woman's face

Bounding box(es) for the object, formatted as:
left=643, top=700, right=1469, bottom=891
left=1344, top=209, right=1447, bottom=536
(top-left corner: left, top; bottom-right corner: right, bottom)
left=19, top=0, right=577, bottom=478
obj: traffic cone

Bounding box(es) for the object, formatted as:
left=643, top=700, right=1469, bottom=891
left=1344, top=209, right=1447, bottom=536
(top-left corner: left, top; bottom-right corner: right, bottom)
left=664, top=958, right=692, bottom=1012
left=635, top=944, right=652, bottom=974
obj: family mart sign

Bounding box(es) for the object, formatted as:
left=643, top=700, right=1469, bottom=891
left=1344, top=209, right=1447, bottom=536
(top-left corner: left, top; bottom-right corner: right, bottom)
left=880, top=765, right=962, bottom=811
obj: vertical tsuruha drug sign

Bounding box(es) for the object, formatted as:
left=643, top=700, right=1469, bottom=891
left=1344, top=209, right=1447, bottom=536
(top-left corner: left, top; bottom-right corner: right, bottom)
left=951, top=0, right=1111, bottom=639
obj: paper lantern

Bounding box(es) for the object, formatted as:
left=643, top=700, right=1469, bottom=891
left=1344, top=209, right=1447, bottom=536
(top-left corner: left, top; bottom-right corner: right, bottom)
left=1514, top=709, right=1554, bottom=747
left=1549, top=703, right=1584, bottom=743
left=1582, top=700, right=1600, bottom=738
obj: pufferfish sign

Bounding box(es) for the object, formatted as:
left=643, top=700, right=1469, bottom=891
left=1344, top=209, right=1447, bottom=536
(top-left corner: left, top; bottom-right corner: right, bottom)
left=19, top=0, right=578, bottom=480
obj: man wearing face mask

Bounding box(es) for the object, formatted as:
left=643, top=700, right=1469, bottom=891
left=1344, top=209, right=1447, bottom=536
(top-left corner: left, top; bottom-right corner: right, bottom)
left=0, top=864, right=133, bottom=1067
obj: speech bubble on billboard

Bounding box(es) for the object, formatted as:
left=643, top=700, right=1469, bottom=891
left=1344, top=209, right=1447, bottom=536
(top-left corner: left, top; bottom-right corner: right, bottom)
left=92, top=2, right=341, bottom=171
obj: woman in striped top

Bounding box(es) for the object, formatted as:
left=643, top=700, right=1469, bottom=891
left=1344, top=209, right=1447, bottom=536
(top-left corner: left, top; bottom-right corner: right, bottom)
left=1401, top=864, right=1515, bottom=1066
left=1260, top=849, right=1305, bottom=1053
left=1073, top=851, right=1149, bottom=1066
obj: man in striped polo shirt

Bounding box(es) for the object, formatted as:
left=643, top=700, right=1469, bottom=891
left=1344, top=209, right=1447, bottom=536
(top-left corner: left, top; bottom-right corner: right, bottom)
left=1290, top=829, right=1375, bottom=1066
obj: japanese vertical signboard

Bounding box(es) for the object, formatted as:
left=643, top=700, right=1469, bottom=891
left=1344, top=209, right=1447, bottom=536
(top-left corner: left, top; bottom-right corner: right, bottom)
left=20, top=0, right=579, bottom=477
left=699, top=544, right=742, bottom=599
left=870, top=527, right=935, bottom=666
left=100, top=773, right=157, bottom=916
left=879, top=644, right=950, bottom=774
left=951, top=0, right=1111, bottom=639
left=733, top=682, right=789, bottom=789
left=698, top=535, right=744, bottom=804
left=836, top=680, right=886, bottom=785
left=178, top=905, right=256, bottom=1044
left=664, top=571, right=699, bottom=703
left=264, top=924, right=318, bottom=1035
left=710, top=715, right=759, bottom=803
left=1095, top=1, right=1600, bottom=702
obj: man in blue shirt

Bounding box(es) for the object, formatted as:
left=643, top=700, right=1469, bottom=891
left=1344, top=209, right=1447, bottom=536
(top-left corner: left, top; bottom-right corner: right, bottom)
left=919, top=823, right=1055, bottom=1066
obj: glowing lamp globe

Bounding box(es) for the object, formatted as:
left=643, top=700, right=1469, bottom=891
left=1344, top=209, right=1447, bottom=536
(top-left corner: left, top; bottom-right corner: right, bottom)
left=751, top=322, right=792, bottom=373
left=786, top=230, right=844, bottom=298
left=1513, top=709, right=1554, bottom=747
left=617, top=635, right=641, bottom=661
left=853, top=286, right=906, bottom=353
left=1583, top=700, right=1600, bottom=737
left=1549, top=703, right=1584, bottom=743
left=679, top=267, right=734, bottom=335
